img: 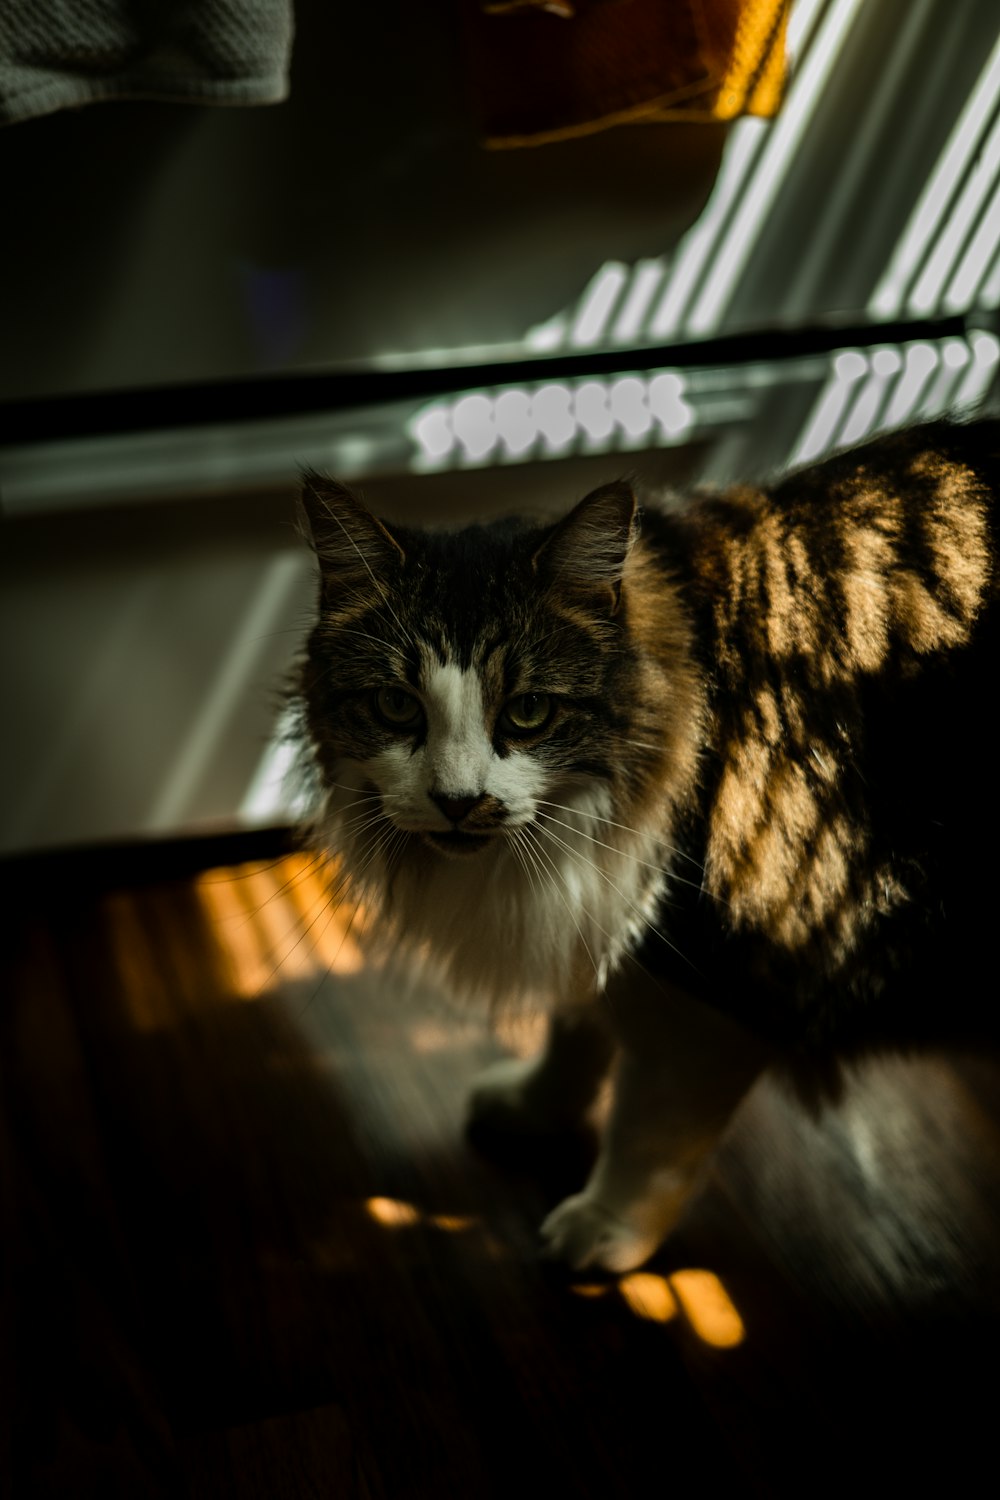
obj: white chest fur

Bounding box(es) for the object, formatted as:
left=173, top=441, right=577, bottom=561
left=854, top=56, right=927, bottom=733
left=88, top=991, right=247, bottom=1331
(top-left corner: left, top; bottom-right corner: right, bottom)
left=327, top=779, right=669, bottom=1011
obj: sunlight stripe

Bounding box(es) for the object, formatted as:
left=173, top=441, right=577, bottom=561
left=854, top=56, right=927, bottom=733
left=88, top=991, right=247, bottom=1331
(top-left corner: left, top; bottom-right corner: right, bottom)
left=943, top=174, right=1000, bottom=313
left=686, top=0, right=867, bottom=334
left=870, top=27, right=1000, bottom=317
left=907, top=109, right=1000, bottom=315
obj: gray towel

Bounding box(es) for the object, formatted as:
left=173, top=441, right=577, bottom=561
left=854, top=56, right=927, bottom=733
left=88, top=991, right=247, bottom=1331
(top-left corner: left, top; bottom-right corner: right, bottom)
left=0, top=0, right=294, bottom=125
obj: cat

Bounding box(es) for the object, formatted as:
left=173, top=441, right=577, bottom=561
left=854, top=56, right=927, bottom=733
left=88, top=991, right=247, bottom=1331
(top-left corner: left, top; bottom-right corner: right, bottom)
left=294, top=416, right=1000, bottom=1273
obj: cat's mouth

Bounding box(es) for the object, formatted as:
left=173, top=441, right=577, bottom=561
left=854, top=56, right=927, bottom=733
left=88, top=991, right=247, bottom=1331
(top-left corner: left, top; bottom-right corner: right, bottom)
left=423, top=830, right=494, bottom=857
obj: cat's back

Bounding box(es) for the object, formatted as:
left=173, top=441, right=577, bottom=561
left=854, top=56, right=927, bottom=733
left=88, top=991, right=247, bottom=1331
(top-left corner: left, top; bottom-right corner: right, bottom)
left=637, top=419, right=1000, bottom=1050
left=772, top=416, right=1000, bottom=668
left=652, top=417, right=1000, bottom=684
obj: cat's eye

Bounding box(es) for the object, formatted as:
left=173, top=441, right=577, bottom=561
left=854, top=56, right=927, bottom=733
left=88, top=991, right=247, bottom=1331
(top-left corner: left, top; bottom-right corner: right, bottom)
left=374, top=686, right=423, bottom=729
left=500, top=693, right=553, bottom=734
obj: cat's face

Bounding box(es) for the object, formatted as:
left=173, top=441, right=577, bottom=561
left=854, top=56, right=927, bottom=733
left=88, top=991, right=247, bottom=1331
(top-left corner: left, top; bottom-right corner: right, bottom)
left=299, top=475, right=641, bottom=866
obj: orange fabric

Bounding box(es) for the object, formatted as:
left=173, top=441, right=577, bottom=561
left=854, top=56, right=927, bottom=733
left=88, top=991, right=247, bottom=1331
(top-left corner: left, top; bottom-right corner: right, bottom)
left=464, top=0, right=791, bottom=148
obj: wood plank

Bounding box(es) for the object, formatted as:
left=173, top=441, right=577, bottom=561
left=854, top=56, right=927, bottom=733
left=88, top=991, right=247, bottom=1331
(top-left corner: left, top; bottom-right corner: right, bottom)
left=0, top=921, right=182, bottom=1498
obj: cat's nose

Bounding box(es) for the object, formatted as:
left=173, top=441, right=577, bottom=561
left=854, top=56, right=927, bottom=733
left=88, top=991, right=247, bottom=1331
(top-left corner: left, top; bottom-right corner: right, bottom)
left=431, top=792, right=483, bottom=825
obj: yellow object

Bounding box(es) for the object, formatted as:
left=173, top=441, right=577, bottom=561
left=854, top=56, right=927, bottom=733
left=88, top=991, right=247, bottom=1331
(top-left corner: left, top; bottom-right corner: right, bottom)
left=466, top=0, right=791, bottom=147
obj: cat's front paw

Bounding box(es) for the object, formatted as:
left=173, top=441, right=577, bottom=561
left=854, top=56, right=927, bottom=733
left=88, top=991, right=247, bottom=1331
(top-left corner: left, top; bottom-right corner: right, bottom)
left=540, top=1189, right=668, bottom=1274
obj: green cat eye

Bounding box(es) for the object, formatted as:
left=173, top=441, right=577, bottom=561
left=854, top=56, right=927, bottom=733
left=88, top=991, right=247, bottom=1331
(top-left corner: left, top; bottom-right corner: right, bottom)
left=374, top=686, right=422, bottom=729
left=501, top=692, right=553, bottom=734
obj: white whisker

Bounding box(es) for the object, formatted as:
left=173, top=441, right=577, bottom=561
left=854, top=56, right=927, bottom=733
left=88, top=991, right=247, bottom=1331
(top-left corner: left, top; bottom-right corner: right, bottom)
left=533, top=809, right=714, bottom=900
left=534, top=821, right=698, bottom=974
left=535, top=797, right=706, bottom=874
left=523, top=828, right=604, bottom=986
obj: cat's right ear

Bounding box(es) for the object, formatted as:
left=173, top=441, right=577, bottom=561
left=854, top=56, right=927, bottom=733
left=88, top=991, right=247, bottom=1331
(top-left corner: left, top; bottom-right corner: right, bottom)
left=299, top=471, right=406, bottom=604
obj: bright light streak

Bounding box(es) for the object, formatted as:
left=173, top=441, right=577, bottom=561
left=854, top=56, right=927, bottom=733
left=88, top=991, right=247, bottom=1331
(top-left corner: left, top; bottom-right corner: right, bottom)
left=648, top=0, right=830, bottom=340
left=834, top=350, right=870, bottom=382
left=788, top=349, right=869, bottom=465
left=649, top=120, right=768, bottom=338
left=980, top=242, right=1000, bottom=307
left=239, top=734, right=298, bottom=824
left=284, top=857, right=366, bottom=976
left=240, top=862, right=314, bottom=981
left=610, top=377, right=653, bottom=440
left=870, top=28, right=1000, bottom=317
left=573, top=381, right=615, bottom=442
left=882, top=341, right=939, bottom=428
left=611, top=259, right=666, bottom=344
left=452, top=394, right=497, bottom=461
left=908, top=110, right=1000, bottom=315
left=871, top=347, right=903, bottom=378
left=944, top=175, right=1000, bottom=313
left=195, top=854, right=364, bottom=996
left=196, top=868, right=273, bottom=1000
left=785, top=0, right=828, bottom=56
left=409, top=405, right=454, bottom=461
left=147, top=553, right=306, bottom=833
left=915, top=338, right=972, bottom=419
left=648, top=372, right=694, bottom=438
left=954, top=328, right=1000, bottom=407
left=943, top=339, right=971, bottom=371
left=494, top=388, right=535, bottom=456
left=839, top=346, right=902, bottom=447
left=410, top=369, right=697, bottom=470
left=687, top=0, right=868, bottom=334
left=525, top=314, right=569, bottom=353
left=570, top=263, right=630, bottom=349
left=532, top=384, right=576, bottom=451
left=836, top=372, right=886, bottom=448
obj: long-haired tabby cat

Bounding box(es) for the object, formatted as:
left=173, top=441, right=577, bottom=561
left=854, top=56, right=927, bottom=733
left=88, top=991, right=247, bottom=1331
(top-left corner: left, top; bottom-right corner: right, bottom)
left=295, top=417, right=999, bottom=1273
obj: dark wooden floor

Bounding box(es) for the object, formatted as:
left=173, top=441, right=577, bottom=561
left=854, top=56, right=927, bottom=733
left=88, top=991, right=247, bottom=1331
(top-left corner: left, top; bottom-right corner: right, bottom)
left=3, top=835, right=1000, bottom=1498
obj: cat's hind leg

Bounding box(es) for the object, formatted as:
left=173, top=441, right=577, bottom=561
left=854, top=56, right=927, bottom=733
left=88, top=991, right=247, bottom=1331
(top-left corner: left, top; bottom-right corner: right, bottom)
left=540, top=972, right=769, bottom=1273
left=466, top=999, right=615, bottom=1144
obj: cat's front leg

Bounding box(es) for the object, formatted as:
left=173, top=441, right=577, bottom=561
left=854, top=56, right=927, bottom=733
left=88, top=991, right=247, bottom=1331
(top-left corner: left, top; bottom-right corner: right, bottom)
left=467, top=998, right=615, bottom=1142
left=540, top=975, right=769, bottom=1273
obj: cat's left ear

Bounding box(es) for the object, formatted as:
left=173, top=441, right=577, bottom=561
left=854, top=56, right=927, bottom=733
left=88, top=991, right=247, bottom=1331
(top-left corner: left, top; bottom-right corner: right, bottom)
left=299, top=471, right=406, bottom=602
left=533, top=480, right=638, bottom=614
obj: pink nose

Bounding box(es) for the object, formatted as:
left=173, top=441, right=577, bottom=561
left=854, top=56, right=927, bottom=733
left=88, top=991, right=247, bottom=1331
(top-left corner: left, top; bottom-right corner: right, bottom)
left=431, top=792, right=482, bottom=824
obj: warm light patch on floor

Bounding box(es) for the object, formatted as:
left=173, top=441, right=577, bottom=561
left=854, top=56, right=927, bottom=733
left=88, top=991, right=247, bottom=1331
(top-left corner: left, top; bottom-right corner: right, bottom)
left=282, top=853, right=367, bottom=975
left=194, top=853, right=365, bottom=1000
left=426, top=1213, right=476, bottom=1233
left=364, top=1196, right=478, bottom=1234
left=240, top=861, right=315, bottom=981
left=363, top=1191, right=743, bottom=1346
left=669, top=1269, right=746, bottom=1348
left=365, top=1196, right=422, bottom=1228
left=571, top=1267, right=745, bottom=1347
left=618, top=1272, right=678, bottom=1324
left=195, top=867, right=275, bottom=999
